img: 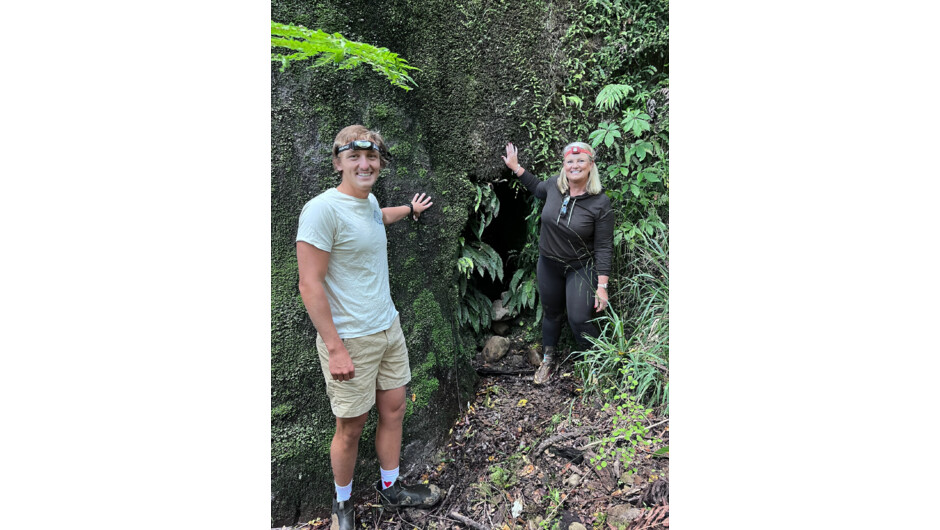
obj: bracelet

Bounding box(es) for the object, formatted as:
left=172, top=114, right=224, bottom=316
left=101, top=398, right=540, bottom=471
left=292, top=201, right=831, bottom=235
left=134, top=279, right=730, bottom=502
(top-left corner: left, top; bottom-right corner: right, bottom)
left=515, top=166, right=524, bottom=176
left=406, top=203, right=414, bottom=217
left=597, top=283, right=608, bottom=289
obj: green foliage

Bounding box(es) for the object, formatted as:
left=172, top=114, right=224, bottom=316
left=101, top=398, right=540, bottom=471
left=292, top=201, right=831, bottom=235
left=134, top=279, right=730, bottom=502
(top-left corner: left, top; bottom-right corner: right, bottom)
left=500, top=267, right=542, bottom=323
left=539, top=486, right=566, bottom=529
left=587, top=384, right=661, bottom=475
left=620, top=108, right=652, bottom=137
left=458, top=240, right=504, bottom=283
left=488, top=464, right=517, bottom=489
left=270, top=21, right=418, bottom=90
left=469, top=184, right=500, bottom=239
left=594, top=84, right=634, bottom=112
left=456, top=283, right=494, bottom=334
left=588, top=121, right=622, bottom=151
left=502, top=192, right=542, bottom=322
left=576, top=232, right=669, bottom=412
left=456, top=183, right=505, bottom=333
left=592, top=89, right=667, bottom=249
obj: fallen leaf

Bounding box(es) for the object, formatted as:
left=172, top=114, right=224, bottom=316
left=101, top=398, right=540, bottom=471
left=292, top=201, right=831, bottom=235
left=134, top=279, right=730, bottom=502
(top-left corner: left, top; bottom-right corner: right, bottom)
left=517, top=399, right=528, bottom=407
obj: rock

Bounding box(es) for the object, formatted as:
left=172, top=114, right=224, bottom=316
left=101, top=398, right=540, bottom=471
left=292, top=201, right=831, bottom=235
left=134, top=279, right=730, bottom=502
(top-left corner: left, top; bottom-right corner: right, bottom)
left=568, top=523, right=587, bottom=530
left=559, top=511, right=581, bottom=530
left=482, top=336, right=511, bottom=363
left=492, top=321, right=510, bottom=336
left=527, top=346, right=542, bottom=366
left=564, top=473, right=582, bottom=487
left=607, top=505, right=643, bottom=526
left=491, top=297, right=510, bottom=321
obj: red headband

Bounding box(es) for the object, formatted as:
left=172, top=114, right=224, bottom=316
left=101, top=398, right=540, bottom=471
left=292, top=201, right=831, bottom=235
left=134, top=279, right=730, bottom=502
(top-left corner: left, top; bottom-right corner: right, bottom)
left=563, top=146, right=593, bottom=159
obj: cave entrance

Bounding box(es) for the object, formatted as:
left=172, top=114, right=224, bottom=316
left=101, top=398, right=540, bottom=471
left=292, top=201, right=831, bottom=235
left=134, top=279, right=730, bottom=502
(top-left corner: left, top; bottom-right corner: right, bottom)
left=472, top=180, right=533, bottom=301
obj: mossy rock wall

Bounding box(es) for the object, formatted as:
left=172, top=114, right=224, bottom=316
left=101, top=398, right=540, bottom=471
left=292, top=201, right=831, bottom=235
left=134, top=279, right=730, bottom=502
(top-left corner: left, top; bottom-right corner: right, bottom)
left=271, top=0, right=581, bottom=523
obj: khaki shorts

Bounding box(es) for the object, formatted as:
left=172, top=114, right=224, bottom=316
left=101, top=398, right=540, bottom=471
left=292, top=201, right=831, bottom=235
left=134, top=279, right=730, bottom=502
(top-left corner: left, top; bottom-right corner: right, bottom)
left=315, top=315, right=411, bottom=418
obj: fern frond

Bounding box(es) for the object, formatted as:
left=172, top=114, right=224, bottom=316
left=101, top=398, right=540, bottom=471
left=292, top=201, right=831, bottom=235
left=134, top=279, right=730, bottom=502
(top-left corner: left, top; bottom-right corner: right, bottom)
left=594, top=84, right=634, bottom=112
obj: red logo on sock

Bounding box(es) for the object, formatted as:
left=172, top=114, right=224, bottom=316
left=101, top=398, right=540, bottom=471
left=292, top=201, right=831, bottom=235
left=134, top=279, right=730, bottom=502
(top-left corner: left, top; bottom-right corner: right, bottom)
left=383, top=481, right=392, bottom=488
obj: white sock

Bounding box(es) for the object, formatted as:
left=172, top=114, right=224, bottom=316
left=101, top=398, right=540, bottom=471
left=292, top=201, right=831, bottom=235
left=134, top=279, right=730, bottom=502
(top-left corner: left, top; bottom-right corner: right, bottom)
left=380, top=466, right=399, bottom=489
left=335, top=480, right=352, bottom=502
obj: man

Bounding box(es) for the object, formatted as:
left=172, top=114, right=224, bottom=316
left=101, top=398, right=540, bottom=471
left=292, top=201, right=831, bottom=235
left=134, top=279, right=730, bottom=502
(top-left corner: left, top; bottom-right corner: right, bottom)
left=296, top=125, right=440, bottom=529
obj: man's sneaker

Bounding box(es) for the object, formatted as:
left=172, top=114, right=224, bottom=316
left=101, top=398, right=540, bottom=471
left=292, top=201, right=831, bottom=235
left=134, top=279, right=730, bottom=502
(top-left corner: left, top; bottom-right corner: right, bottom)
left=374, top=479, right=442, bottom=509
left=331, top=494, right=355, bottom=530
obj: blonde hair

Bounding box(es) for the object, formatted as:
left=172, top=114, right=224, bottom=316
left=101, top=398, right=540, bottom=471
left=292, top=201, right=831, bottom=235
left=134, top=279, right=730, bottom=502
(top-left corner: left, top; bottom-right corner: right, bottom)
left=556, top=142, right=602, bottom=195
left=332, top=125, right=390, bottom=168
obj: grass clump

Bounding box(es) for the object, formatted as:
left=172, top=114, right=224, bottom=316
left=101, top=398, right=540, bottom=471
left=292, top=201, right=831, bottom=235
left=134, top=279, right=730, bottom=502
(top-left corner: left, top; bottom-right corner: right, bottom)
left=576, top=231, right=668, bottom=413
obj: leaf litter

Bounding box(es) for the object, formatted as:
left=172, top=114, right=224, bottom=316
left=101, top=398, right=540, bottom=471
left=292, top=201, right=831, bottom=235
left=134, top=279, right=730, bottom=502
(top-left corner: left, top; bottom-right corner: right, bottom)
left=279, top=336, right=669, bottom=530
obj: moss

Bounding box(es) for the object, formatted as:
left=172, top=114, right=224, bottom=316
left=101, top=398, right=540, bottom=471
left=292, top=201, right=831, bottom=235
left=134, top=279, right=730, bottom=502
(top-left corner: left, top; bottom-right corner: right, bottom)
left=405, top=358, right=440, bottom=416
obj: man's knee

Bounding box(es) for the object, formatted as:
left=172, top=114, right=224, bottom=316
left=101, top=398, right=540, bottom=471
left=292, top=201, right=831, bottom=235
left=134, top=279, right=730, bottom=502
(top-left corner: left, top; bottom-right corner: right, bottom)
left=335, top=414, right=368, bottom=442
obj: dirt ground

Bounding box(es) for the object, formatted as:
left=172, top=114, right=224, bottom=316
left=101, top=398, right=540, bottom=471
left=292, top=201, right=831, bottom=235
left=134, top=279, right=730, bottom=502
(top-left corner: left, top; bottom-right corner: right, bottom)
left=279, top=334, right=669, bottom=530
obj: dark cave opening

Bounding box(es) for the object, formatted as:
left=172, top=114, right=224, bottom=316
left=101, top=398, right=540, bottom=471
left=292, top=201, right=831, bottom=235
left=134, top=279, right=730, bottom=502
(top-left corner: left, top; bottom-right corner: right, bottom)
left=471, top=180, right=533, bottom=301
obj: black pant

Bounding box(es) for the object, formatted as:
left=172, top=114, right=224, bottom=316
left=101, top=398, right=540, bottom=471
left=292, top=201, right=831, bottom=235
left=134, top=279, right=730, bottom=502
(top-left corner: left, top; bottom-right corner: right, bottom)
left=537, top=255, right=599, bottom=350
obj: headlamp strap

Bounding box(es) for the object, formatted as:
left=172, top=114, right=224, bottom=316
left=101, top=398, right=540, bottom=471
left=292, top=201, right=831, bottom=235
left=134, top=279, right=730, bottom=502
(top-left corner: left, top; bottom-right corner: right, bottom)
left=336, top=140, right=380, bottom=155
left=563, top=146, right=592, bottom=159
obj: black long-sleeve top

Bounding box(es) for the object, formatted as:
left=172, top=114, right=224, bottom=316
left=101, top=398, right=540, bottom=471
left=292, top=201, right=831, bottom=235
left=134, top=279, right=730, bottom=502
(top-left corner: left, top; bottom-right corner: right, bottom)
left=518, top=170, right=614, bottom=276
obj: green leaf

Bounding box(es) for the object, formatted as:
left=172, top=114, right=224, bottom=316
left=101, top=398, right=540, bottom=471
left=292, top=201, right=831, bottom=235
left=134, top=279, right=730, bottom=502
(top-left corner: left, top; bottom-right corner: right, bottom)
left=594, top=84, right=634, bottom=112
left=603, top=128, right=621, bottom=148
left=621, top=109, right=652, bottom=138
left=271, top=21, right=418, bottom=91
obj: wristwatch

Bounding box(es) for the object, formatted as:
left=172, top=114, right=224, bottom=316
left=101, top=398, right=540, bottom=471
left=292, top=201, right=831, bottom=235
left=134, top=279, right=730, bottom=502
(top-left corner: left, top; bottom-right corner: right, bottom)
left=597, top=283, right=608, bottom=289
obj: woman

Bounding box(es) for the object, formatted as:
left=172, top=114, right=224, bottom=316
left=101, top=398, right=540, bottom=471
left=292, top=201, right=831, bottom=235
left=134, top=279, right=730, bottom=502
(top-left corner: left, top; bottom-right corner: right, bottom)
left=502, top=141, right=614, bottom=384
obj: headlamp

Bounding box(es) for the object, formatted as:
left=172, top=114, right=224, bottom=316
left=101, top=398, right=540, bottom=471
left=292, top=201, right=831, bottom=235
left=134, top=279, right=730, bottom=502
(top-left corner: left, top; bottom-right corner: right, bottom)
left=335, top=139, right=381, bottom=155
left=563, top=146, right=593, bottom=159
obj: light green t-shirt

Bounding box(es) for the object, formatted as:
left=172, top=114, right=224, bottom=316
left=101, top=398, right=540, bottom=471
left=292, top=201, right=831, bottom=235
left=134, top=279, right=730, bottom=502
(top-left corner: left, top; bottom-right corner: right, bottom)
left=296, top=188, right=398, bottom=338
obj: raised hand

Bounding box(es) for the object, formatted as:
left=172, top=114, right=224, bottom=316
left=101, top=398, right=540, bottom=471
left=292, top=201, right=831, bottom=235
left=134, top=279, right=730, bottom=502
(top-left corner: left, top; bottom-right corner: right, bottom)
left=411, top=192, right=433, bottom=220
left=501, top=142, right=520, bottom=172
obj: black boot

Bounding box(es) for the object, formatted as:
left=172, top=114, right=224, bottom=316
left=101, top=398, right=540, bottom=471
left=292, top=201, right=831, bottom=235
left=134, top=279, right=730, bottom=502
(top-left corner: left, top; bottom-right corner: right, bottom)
left=331, top=494, right=355, bottom=530
left=375, top=479, right=442, bottom=509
